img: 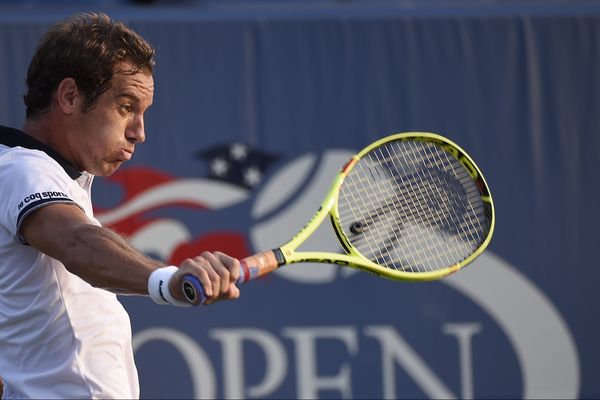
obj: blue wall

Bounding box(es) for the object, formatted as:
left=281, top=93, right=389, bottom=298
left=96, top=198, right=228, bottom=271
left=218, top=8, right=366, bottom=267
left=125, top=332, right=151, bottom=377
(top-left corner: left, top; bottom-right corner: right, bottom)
left=1, top=1, right=597, bottom=398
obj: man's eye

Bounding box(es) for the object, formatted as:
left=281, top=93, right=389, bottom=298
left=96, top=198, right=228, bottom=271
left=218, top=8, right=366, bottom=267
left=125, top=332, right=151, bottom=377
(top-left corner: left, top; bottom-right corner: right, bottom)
left=120, top=104, right=132, bottom=113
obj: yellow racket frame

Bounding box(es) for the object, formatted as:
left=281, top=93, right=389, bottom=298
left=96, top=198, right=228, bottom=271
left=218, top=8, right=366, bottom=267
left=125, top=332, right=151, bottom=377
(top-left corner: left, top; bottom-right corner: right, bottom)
left=183, top=132, right=496, bottom=303
left=273, top=132, right=495, bottom=282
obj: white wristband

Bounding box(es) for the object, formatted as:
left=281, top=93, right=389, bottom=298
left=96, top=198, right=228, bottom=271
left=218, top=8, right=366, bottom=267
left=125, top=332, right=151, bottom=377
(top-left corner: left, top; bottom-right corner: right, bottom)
left=148, top=266, right=191, bottom=307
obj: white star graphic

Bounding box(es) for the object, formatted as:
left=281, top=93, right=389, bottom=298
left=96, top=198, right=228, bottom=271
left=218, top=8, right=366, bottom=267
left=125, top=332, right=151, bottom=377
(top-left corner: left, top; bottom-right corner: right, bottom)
left=210, top=157, right=229, bottom=177
left=243, top=165, right=261, bottom=187
left=230, top=143, right=248, bottom=161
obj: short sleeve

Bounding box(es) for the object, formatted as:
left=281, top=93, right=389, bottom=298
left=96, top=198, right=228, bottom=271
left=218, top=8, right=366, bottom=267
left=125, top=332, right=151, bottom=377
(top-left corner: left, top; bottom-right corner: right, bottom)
left=0, top=148, right=81, bottom=244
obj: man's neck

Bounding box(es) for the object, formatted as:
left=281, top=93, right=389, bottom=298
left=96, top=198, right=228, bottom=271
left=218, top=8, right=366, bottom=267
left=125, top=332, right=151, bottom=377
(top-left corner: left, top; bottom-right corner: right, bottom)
left=22, top=117, right=54, bottom=147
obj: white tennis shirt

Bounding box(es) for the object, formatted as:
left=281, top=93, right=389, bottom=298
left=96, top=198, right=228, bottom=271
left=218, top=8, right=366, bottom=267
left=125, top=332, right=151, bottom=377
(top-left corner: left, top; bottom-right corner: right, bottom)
left=0, top=126, right=139, bottom=399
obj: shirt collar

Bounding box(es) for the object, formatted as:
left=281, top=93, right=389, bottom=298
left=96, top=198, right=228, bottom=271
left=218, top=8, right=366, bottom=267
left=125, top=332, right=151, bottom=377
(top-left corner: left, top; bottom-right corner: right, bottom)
left=0, top=125, right=82, bottom=180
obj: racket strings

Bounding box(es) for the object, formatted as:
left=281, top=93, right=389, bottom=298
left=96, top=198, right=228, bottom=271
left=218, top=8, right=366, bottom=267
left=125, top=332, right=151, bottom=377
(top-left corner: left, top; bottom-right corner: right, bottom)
left=422, top=143, right=485, bottom=243
left=424, top=143, right=487, bottom=263
left=390, top=142, right=462, bottom=269
left=364, top=145, right=448, bottom=271
left=384, top=141, right=465, bottom=270
left=388, top=142, right=484, bottom=269
left=346, top=158, right=411, bottom=269
left=338, top=139, right=489, bottom=273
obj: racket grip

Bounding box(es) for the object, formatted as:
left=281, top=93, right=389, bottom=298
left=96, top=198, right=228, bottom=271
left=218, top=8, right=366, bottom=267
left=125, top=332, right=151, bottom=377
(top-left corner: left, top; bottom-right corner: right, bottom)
left=181, top=250, right=285, bottom=305
left=182, top=275, right=206, bottom=305
left=238, top=250, right=284, bottom=283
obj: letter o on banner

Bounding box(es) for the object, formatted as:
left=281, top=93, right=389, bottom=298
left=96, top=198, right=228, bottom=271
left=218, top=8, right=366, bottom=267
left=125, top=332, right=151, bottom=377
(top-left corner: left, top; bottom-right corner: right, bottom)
left=132, top=328, right=217, bottom=399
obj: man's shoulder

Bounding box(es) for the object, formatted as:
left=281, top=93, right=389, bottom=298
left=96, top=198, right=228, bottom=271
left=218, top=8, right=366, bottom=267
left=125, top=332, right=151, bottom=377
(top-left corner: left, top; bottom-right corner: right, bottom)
left=0, top=145, right=62, bottom=175
left=0, top=125, right=81, bottom=180
left=0, top=125, right=55, bottom=165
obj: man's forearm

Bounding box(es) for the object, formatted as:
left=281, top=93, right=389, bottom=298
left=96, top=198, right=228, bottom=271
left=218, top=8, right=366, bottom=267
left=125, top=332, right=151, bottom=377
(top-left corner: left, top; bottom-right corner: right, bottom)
left=61, top=223, right=165, bottom=295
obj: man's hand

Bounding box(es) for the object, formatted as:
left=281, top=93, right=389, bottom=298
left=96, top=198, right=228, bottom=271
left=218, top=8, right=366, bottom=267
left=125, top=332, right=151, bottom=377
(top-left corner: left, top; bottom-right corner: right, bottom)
left=169, top=251, right=241, bottom=305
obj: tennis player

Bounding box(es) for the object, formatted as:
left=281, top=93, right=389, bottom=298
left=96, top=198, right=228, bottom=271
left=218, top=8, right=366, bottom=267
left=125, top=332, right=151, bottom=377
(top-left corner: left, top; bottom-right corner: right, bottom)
left=0, top=13, right=240, bottom=398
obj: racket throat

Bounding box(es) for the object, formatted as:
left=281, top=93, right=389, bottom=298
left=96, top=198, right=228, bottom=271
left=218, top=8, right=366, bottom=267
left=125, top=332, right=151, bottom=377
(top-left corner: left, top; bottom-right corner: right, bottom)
left=272, top=248, right=287, bottom=266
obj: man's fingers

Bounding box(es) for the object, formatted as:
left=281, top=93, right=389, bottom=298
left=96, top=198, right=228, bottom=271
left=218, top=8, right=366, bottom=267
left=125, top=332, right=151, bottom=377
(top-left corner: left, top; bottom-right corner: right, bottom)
left=189, top=259, right=213, bottom=297
left=199, top=251, right=231, bottom=295
left=215, top=251, right=241, bottom=283
left=177, top=252, right=241, bottom=305
left=227, top=283, right=240, bottom=299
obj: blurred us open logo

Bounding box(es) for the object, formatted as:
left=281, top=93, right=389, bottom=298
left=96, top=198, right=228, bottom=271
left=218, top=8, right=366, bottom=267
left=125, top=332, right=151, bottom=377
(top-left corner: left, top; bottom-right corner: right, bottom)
left=252, top=150, right=580, bottom=398
left=97, top=147, right=579, bottom=399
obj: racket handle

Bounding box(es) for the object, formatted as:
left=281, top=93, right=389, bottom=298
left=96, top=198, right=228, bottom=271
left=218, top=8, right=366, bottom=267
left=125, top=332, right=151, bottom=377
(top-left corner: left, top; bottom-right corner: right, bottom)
left=238, top=250, right=284, bottom=283
left=181, top=250, right=285, bottom=304
left=182, top=275, right=206, bottom=305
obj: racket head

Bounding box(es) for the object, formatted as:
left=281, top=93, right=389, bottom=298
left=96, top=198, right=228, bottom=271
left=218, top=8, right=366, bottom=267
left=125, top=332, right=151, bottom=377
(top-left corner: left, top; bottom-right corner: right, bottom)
left=329, top=132, right=495, bottom=281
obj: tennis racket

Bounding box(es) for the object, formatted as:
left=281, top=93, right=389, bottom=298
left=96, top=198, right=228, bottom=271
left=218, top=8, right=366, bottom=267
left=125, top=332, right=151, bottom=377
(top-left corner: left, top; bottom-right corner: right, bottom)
left=182, top=132, right=495, bottom=304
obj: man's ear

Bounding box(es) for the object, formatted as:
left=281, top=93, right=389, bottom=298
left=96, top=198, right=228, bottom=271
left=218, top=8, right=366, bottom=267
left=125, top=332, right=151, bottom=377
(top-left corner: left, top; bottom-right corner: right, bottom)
left=55, top=78, right=80, bottom=115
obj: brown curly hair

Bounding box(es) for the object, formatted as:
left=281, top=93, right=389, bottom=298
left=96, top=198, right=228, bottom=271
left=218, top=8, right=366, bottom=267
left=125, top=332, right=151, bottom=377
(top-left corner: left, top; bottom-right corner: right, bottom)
left=24, top=12, right=156, bottom=118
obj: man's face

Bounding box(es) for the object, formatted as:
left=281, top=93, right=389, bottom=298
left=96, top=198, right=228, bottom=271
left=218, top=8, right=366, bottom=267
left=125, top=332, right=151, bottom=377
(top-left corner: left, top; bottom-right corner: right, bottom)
left=69, top=63, right=154, bottom=176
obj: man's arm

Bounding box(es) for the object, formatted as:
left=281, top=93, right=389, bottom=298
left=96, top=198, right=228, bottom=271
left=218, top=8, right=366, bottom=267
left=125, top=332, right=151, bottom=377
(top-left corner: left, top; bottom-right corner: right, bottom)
left=20, top=203, right=240, bottom=303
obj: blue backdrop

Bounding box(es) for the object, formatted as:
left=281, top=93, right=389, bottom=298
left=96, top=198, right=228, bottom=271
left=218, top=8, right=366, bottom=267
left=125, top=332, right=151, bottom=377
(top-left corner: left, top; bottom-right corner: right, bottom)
left=0, top=1, right=598, bottom=398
